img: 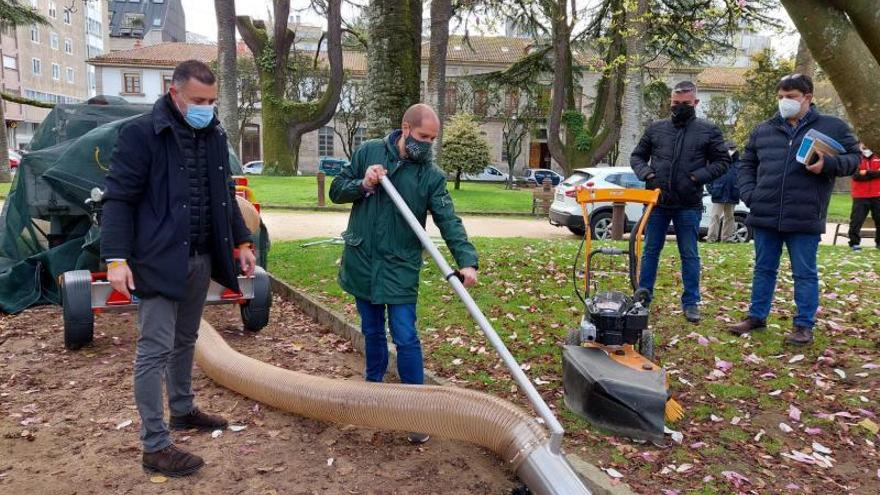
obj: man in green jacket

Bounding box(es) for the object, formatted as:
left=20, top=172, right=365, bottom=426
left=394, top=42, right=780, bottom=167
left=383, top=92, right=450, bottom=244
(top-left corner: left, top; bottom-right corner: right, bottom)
left=330, top=104, right=478, bottom=444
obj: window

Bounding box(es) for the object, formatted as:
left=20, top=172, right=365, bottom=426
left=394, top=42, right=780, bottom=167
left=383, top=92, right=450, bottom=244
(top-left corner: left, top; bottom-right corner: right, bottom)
left=123, top=72, right=142, bottom=94
left=48, top=1, right=56, bottom=18
left=64, top=38, right=72, bottom=54
left=63, top=8, right=71, bottom=25
left=50, top=32, right=59, bottom=50
left=30, top=0, right=37, bottom=7
left=87, top=19, right=102, bottom=36
left=473, top=89, right=488, bottom=116
left=152, top=18, right=161, bottom=27
left=3, top=55, right=17, bottom=70
left=505, top=90, right=519, bottom=114
left=32, top=58, right=41, bottom=75
left=87, top=44, right=102, bottom=58
left=51, top=63, right=60, bottom=80
left=318, top=126, right=334, bottom=156
left=161, top=74, right=173, bottom=93
left=352, top=127, right=366, bottom=150
left=30, top=24, right=40, bottom=43
left=445, top=82, right=458, bottom=116
left=66, top=67, right=74, bottom=83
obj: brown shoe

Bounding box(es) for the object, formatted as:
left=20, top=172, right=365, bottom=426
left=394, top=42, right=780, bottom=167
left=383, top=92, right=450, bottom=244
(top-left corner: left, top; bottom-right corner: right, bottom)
left=169, top=407, right=228, bottom=431
left=143, top=444, right=204, bottom=477
left=728, top=317, right=766, bottom=336
left=784, top=326, right=813, bottom=346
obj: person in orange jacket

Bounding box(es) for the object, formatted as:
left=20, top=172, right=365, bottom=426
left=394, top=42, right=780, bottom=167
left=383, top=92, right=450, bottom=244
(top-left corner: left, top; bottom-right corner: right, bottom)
left=848, top=142, right=880, bottom=250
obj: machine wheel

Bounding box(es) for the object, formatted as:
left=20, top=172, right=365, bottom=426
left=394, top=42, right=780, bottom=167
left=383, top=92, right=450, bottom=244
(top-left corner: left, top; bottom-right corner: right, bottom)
left=565, top=328, right=583, bottom=346
left=241, top=266, right=271, bottom=332
left=589, top=211, right=613, bottom=240
left=61, top=270, right=94, bottom=350
left=639, top=330, right=656, bottom=362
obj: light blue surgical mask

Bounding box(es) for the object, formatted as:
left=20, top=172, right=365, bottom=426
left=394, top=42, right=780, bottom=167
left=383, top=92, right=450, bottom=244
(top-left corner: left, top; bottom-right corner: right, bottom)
left=184, top=104, right=214, bottom=129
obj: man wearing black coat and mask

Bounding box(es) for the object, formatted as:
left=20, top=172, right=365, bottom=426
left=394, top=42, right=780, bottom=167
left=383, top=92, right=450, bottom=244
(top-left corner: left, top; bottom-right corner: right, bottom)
left=630, top=81, right=730, bottom=323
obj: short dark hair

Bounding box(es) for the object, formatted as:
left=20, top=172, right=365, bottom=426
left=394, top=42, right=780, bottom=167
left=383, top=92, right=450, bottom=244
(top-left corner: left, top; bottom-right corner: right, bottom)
left=172, top=60, right=216, bottom=86
left=673, top=80, right=697, bottom=95
left=776, top=73, right=813, bottom=95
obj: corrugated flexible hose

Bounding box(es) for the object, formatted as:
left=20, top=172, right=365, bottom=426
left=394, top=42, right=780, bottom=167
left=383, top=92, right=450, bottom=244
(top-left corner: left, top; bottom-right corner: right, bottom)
left=194, top=320, right=591, bottom=494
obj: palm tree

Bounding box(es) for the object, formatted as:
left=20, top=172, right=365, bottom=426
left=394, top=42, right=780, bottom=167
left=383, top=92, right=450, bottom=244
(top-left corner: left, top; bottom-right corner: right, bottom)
left=0, top=0, right=49, bottom=183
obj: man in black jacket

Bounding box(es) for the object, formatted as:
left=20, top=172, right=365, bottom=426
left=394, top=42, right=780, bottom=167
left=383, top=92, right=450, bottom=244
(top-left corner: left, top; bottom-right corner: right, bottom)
left=729, top=73, right=859, bottom=345
left=101, top=60, right=256, bottom=476
left=631, top=81, right=730, bottom=323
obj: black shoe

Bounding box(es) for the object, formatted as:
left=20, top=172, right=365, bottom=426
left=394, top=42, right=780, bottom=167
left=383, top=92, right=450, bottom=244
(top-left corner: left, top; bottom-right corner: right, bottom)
left=784, top=326, right=813, bottom=346
left=143, top=444, right=204, bottom=477
left=169, top=407, right=228, bottom=431
left=728, top=317, right=767, bottom=336
left=684, top=305, right=700, bottom=323
left=407, top=432, right=430, bottom=444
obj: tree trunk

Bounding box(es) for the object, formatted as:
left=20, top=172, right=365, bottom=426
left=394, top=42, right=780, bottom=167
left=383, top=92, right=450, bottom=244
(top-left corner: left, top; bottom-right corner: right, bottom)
left=547, top=1, right=572, bottom=173
left=237, top=0, right=343, bottom=175
left=427, top=0, right=452, bottom=142
left=583, top=0, right=625, bottom=166
left=365, top=0, right=422, bottom=138
left=781, top=0, right=880, bottom=151
left=0, top=98, right=11, bottom=183
left=794, top=36, right=815, bottom=78
left=215, top=0, right=240, bottom=151
left=455, top=169, right=461, bottom=190
left=617, top=0, right=649, bottom=166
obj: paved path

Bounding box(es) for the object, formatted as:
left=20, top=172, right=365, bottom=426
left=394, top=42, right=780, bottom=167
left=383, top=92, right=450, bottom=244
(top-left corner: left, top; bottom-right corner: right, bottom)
left=260, top=209, right=874, bottom=247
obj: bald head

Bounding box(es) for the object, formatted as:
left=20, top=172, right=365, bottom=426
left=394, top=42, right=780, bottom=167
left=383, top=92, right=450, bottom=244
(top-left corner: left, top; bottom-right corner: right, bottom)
left=401, top=103, right=440, bottom=148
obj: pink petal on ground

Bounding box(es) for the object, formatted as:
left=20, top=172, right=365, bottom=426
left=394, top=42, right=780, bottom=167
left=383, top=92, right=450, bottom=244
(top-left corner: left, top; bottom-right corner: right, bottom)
left=805, top=427, right=822, bottom=435
left=690, top=441, right=707, bottom=449
left=721, top=470, right=751, bottom=488
left=789, top=405, right=802, bottom=422
left=760, top=372, right=777, bottom=379
left=715, top=357, right=733, bottom=372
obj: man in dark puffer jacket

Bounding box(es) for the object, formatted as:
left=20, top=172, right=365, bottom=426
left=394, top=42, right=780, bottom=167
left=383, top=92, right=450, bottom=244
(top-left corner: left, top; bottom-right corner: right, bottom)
left=729, top=73, right=859, bottom=345
left=631, top=81, right=730, bottom=323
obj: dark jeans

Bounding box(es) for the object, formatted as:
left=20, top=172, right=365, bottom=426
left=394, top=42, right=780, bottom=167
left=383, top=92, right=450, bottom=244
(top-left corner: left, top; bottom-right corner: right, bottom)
left=749, top=227, right=820, bottom=329
left=134, top=255, right=211, bottom=453
left=638, top=207, right=702, bottom=308
left=355, top=299, right=424, bottom=385
left=848, top=197, right=880, bottom=246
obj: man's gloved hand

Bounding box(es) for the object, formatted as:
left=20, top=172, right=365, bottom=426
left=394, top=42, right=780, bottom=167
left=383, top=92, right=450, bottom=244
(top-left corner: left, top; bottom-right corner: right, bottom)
left=108, top=261, right=135, bottom=299
left=460, top=266, right=478, bottom=287
left=239, top=243, right=257, bottom=276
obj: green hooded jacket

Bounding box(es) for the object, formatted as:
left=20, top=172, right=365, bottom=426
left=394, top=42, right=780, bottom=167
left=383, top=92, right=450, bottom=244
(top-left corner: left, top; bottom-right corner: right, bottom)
left=329, top=130, right=478, bottom=304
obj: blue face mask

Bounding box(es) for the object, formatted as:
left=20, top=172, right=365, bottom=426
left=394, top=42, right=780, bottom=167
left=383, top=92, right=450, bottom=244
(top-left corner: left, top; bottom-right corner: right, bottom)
left=184, top=104, right=215, bottom=129
left=404, top=134, right=433, bottom=163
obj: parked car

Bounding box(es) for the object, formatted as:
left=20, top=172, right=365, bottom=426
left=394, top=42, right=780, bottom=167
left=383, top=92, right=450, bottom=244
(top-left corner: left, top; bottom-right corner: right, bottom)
left=8, top=149, right=21, bottom=172
left=548, top=166, right=752, bottom=242
left=463, top=165, right=509, bottom=182
left=318, top=157, right=348, bottom=176
left=243, top=160, right=263, bottom=175
left=523, top=168, right=563, bottom=186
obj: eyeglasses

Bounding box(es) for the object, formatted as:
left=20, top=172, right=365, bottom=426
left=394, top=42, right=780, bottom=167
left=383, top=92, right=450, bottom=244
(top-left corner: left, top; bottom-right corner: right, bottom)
left=780, top=73, right=804, bottom=81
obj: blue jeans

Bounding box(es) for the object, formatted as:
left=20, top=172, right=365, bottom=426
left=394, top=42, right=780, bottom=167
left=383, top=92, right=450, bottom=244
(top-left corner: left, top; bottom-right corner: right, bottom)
left=355, top=299, right=424, bottom=384
left=749, top=227, right=820, bottom=329
left=638, top=207, right=702, bottom=308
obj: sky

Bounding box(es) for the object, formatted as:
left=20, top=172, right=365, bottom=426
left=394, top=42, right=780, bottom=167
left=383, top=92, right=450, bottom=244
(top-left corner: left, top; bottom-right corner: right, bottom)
left=181, top=0, right=800, bottom=57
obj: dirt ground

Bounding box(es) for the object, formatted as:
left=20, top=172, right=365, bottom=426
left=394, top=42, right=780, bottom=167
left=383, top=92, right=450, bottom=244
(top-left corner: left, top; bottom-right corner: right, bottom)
left=0, top=298, right=519, bottom=495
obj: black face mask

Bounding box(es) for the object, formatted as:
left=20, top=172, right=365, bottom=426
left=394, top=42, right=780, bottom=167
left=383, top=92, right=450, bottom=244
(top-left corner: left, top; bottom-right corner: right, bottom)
left=671, top=103, right=695, bottom=126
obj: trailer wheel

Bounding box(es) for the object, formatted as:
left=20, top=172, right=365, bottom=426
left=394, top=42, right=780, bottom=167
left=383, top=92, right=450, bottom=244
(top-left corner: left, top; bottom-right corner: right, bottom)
left=241, top=266, right=271, bottom=332
left=639, top=330, right=655, bottom=362
left=62, top=270, right=94, bottom=350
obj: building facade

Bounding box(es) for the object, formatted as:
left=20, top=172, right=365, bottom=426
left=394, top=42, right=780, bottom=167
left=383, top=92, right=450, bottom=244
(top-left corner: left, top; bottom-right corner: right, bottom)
left=88, top=35, right=754, bottom=175
left=107, top=0, right=185, bottom=52
left=1, top=0, right=107, bottom=149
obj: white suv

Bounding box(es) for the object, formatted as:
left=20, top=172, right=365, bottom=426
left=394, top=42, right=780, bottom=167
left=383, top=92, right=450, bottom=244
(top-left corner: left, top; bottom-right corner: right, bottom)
left=548, top=166, right=752, bottom=242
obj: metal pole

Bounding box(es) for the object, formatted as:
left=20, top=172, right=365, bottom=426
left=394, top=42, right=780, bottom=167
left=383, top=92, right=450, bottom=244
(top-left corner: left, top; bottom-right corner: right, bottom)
left=379, top=176, right=565, bottom=453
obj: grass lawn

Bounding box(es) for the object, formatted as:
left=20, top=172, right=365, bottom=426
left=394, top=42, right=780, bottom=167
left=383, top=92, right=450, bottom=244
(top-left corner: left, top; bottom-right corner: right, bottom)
left=271, top=238, right=880, bottom=494
left=0, top=182, right=9, bottom=198
left=246, top=176, right=534, bottom=214
left=828, top=193, right=853, bottom=223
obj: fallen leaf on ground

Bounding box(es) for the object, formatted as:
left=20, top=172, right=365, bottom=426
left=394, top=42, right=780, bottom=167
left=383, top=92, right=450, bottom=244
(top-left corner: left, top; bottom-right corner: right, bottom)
left=604, top=467, right=624, bottom=479
left=858, top=418, right=879, bottom=435
left=115, top=419, right=132, bottom=430
left=149, top=475, right=168, bottom=484
left=228, top=425, right=247, bottom=432
left=789, top=354, right=805, bottom=364
left=211, top=429, right=223, bottom=439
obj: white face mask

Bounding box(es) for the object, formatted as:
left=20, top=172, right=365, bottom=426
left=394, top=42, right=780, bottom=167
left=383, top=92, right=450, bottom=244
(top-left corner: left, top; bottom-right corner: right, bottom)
left=863, top=149, right=873, bottom=158
left=778, top=97, right=803, bottom=119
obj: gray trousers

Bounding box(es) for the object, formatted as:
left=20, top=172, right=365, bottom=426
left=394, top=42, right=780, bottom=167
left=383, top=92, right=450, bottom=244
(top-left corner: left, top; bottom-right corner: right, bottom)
left=707, top=202, right=736, bottom=242
left=134, top=254, right=211, bottom=453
